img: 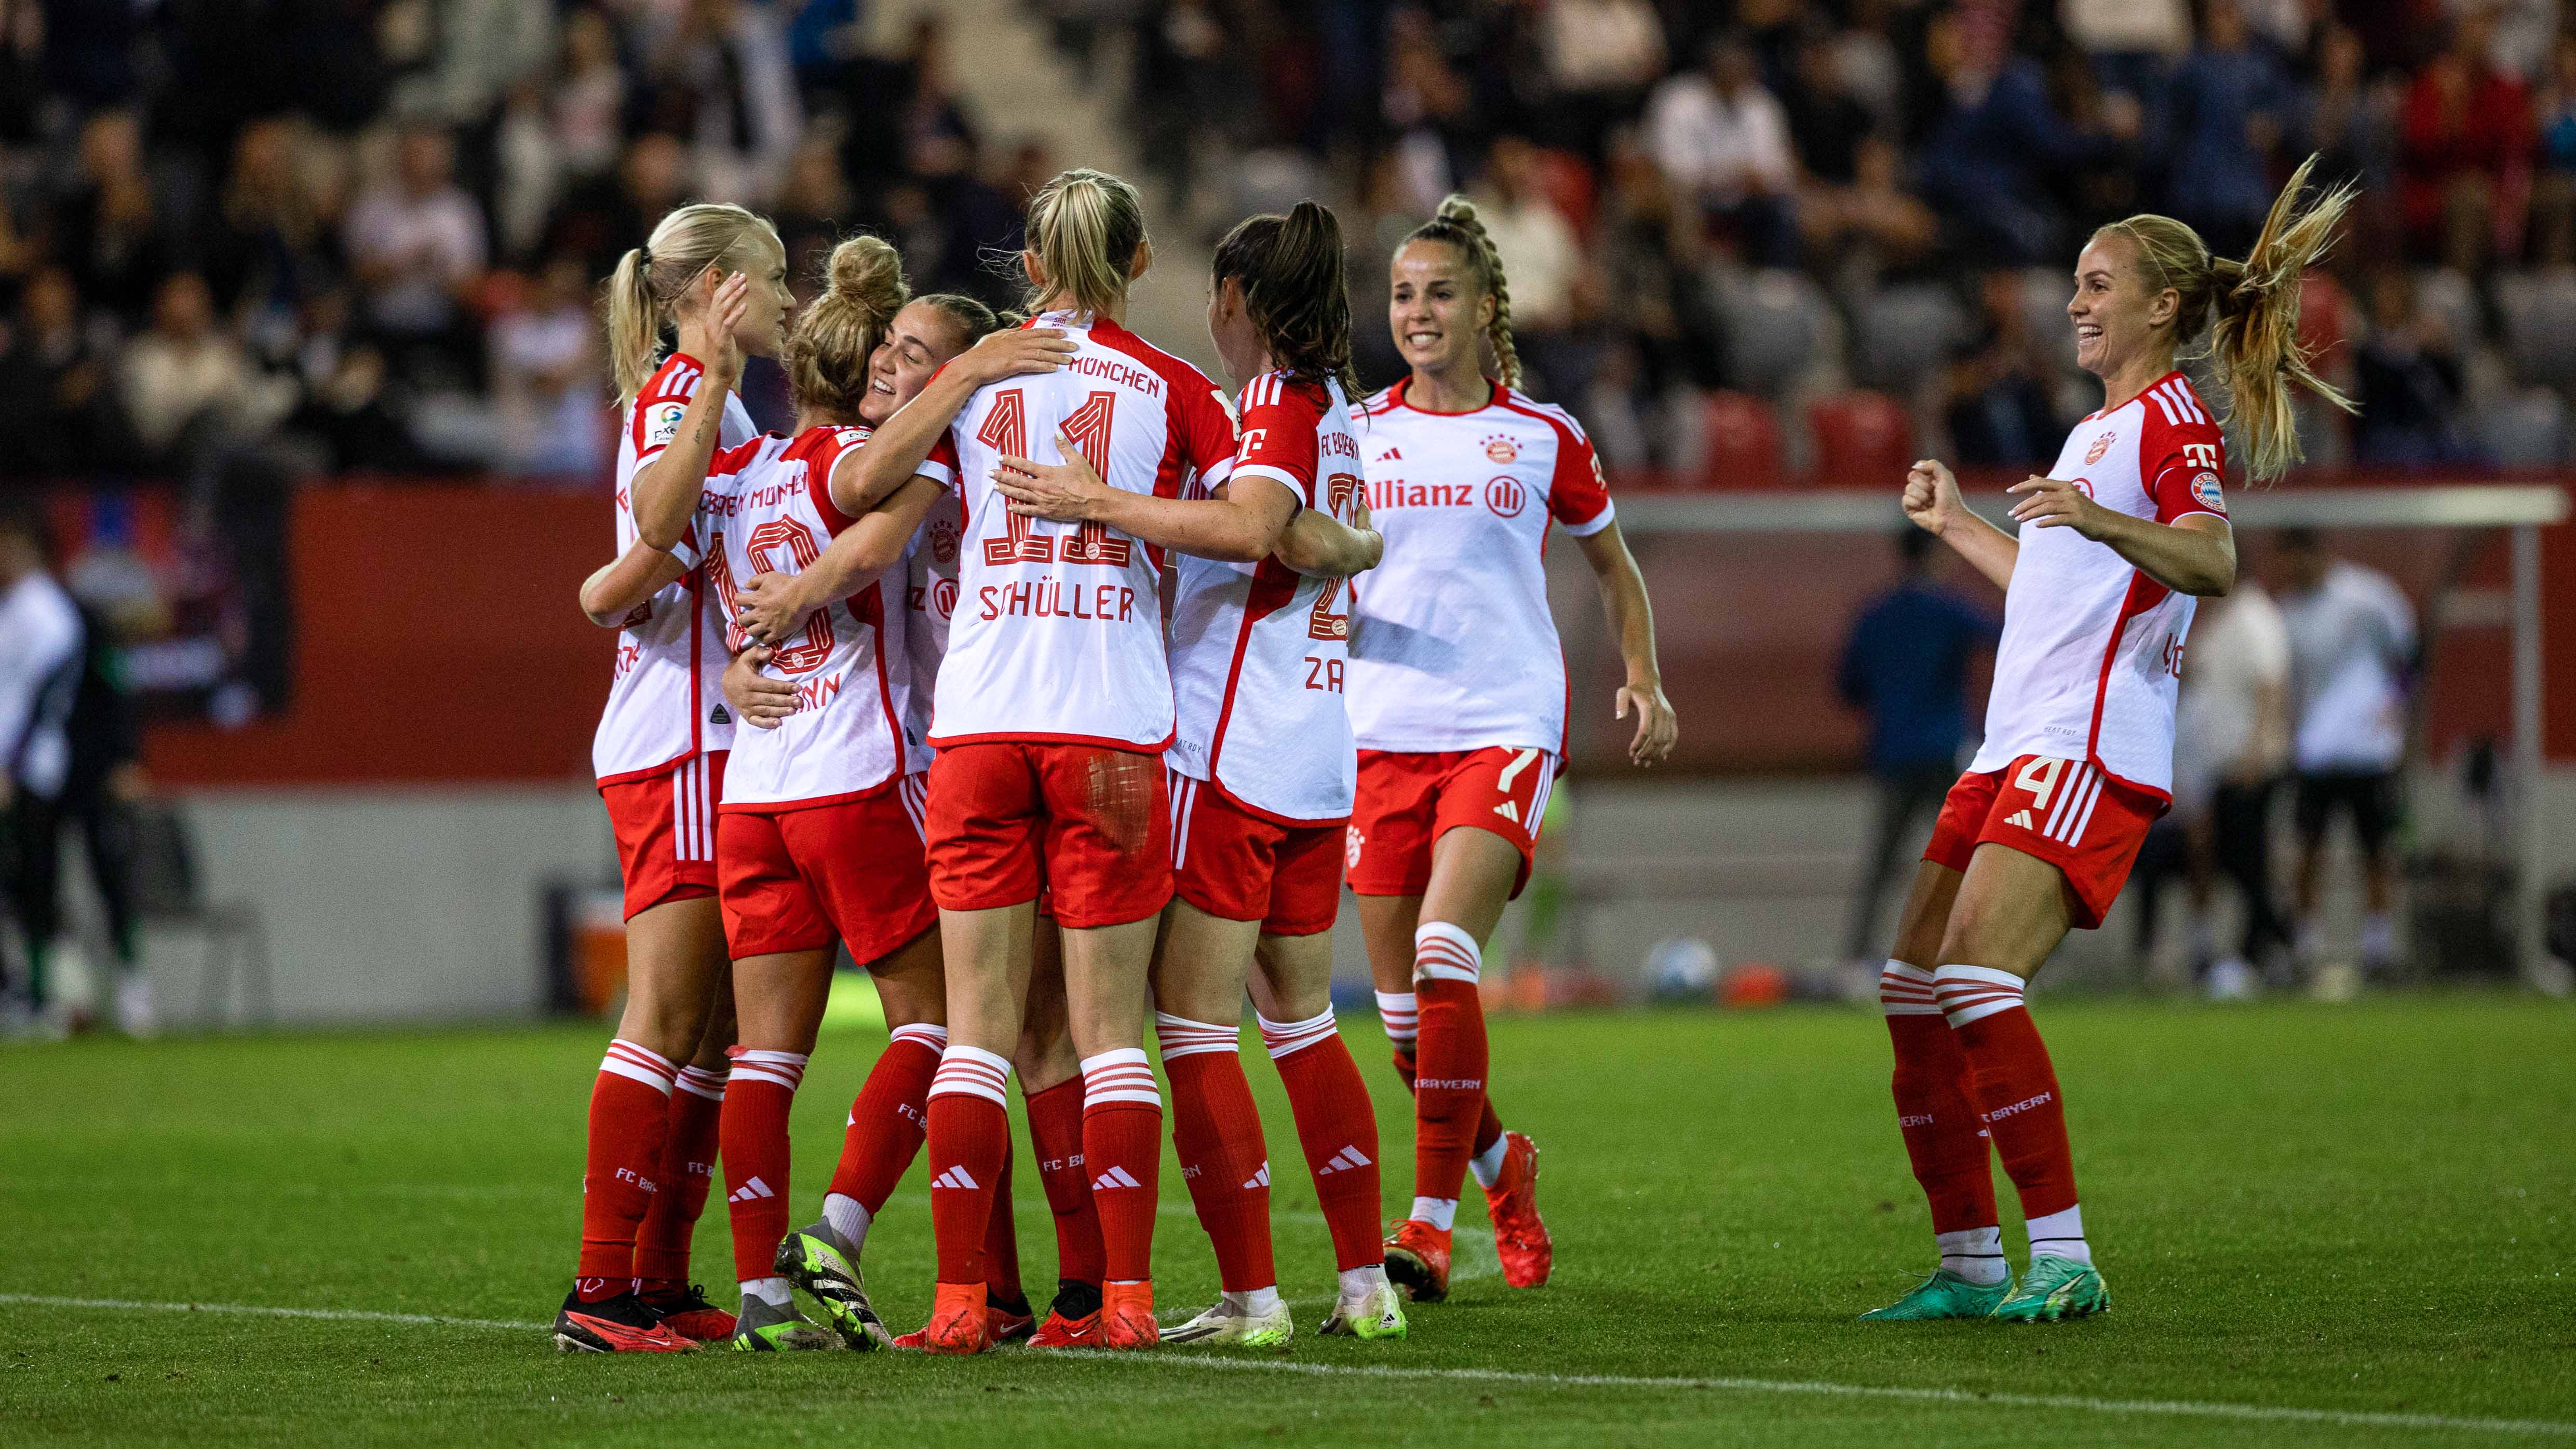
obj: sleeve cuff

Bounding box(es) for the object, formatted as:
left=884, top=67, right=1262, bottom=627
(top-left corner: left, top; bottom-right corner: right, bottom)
left=1558, top=498, right=1616, bottom=537
left=662, top=536, right=703, bottom=571
left=1229, top=463, right=1309, bottom=504
left=913, top=458, right=956, bottom=489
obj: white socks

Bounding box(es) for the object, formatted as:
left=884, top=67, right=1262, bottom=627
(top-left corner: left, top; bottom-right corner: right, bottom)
left=1409, top=1195, right=1458, bottom=1231
left=1220, top=1287, right=1284, bottom=1317
left=1936, top=1226, right=2008, bottom=1285
left=821, top=1191, right=871, bottom=1252
left=1337, top=1264, right=1391, bottom=1298
left=2027, top=1204, right=2092, bottom=1265
left=1467, top=1133, right=1509, bottom=1190
left=740, top=1276, right=792, bottom=1306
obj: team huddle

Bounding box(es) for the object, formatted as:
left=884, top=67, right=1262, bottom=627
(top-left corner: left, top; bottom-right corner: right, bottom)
left=554, top=146, right=2351, bottom=1352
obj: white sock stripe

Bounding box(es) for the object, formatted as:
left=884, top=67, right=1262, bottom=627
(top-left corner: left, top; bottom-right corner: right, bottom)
left=1933, top=965, right=2028, bottom=1027
left=1153, top=1012, right=1240, bottom=1060
left=605, top=1038, right=677, bottom=1075
left=928, top=1044, right=1013, bottom=1104
left=598, top=1057, right=676, bottom=1094
left=1413, top=936, right=1481, bottom=984
left=1878, top=962, right=1944, bottom=1017
left=1256, top=1007, right=1339, bottom=1058
left=1082, top=1049, right=1163, bottom=1107
left=672, top=1065, right=729, bottom=1100
left=888, top=1023, right=950, bottom=1050
left=732, top=1065, right=804, bottom=1091
left=730, top=1050, right=807, bottom=1089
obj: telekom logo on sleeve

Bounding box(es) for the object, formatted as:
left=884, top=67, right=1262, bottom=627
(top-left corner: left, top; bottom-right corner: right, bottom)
left=1485, top=476, right=1526, bottom=518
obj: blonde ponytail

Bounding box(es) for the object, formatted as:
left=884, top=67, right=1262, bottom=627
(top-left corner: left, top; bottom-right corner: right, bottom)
left=783, top=234, right=908, bottom=421
left=603, top=201, right=781, bottom=403
left=2094, top=154, right=2358, bottom=482
left=1021, top=168, right=1148, bottom=320
left=1404, top=194, right=1520, bottom=390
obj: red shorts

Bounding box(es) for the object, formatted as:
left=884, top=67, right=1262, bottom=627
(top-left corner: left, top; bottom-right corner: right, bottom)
left=717, top=788, right=938, bottom=963
left=601, top=751, right=727, bottom=920
left=1167, top=769, right=1345, bottom=937
left=1347, top=746, right=1555, bottom=900
left=1923, top=754, right=2164, bottom=930
left=924, top=741, right=1171, bottom=929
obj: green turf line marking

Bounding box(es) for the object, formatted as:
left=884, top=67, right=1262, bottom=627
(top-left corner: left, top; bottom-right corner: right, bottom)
left=23, top=1292, right=2561, bottom=1438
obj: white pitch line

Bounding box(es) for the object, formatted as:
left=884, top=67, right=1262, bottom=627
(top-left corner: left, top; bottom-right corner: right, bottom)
left=15, top=1292, right=2570, bottom=1439
left=0, top=1294, right=541, bottom=1333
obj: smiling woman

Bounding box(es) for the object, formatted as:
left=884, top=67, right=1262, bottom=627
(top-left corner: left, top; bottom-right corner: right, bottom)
left=1865, top=155, right=2361, bottom=1326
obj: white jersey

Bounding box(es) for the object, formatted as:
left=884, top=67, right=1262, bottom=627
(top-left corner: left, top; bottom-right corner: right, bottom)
left=1168, top=372, right=1363, bottom=824
left=1348, top=378, right=1615, bottom=756
left=593, top=352, right=755, bottom=785
left=697, top=425, right=918, bottom=810
left=0, top=572, right=82, bottom=801
left=2281, top=560, right=2416, bottom=773
left=925, top=310, right=1238, bottom=751
left=1969, top=370, right=2230, bottom=798
left=897, top=489, right=965, bottom=774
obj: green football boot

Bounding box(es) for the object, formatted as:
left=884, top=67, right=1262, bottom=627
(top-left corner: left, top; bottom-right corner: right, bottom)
left=775, top=1221, right=893, bottom=1350
left=1991, top=1255, right=2108, bottom=1323
left=728, top=1290, right=843, bottom=1351
left=1858, top=1269, right=2015, bottom=1321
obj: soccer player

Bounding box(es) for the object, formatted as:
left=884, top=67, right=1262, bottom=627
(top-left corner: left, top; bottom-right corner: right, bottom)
left=554, top=202, right=793, bottom=1355
left=989, top=202, right=1397, bottom=1344
left=1866, top=157, right=2354, bottom=1323
left=1350, top=196, right=1677, bottom=1303
left=898, top=168, right=1241, bottom=1355
left=728, top=291, right=1111, bottom=1352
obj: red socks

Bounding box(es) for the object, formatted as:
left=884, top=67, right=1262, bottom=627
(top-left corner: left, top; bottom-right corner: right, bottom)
left=1936, top=966, right=2080, bottom=1221
left=924, top=1045, right=1012, bottom=1285
left=1260, top=1007, right=1384, bottom=1272
left=1408, top=922, right=1488, bottom=1209
left=1158, top=1013, right=1275, bottom=1293
left=1024, top=1076, right=1107, bottom=1286
left=718, top=1049, right=806, bottom=1285
left=576, top=1039, right=676, bottom=1295
left=1381, top=984, right=1504, bottom=1158
left=984, top=1148, right=1026, bottom=1304
left=1080, top=1048, right=1163, bottom=1283
left=828, top=1023, right=945, bottom=1213
left=635, top=1062, right=727, bottom=1292
left=1879, top=963, right=1997, bottom=1235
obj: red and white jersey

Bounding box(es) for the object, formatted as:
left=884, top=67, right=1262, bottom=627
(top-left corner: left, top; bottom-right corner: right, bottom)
left=1347, top=378, right=1614, bottom=756
left=1168, top=373, right=1363, bottom=824
left=593, top=353, right=757, bottom=785
left=696, top=425, right=916, bottom=810
left=926, top=310, right=1238, bottom=751
left=897, top=489, right=965, bottom=773
left=1968, top=370, right=2230, bottom=799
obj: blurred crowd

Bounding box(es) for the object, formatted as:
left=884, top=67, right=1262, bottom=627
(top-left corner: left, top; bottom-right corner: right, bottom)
left=1086, top=0, right=2576, bottom=476
left=0, top=0, right=1045, bottom=484
left=10, top=0, right=2576, bottom=489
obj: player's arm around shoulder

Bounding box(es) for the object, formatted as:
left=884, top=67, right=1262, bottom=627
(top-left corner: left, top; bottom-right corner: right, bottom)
left=1274, top=491, right=1381, bottom=578
left=579, top=537, right=693, bottom=628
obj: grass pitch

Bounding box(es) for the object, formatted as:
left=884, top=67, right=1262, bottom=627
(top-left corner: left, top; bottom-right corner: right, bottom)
left=3, top=996, right=2571, bottom=1446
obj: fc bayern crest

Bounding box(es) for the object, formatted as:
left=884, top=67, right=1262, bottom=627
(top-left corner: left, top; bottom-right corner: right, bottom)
left=929, top=520, right=958, bottom=563
left=1483, top=434, right=1519, bottom=464
left=2085, top=431, right=2114, bottom=465
left=2190, top=471, right=2226, bottom=512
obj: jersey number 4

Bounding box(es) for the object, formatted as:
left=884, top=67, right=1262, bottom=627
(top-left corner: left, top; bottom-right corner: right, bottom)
left=980, top=388, right=1132, bottom=567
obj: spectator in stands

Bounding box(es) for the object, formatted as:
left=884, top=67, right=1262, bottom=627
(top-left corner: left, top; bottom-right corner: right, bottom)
left=117, top=272, right=294, bottom=468
left=1647, top=33, right=1801, bottom=268
left=1471, top=134, right=1594, bottom=397
left=52, top=110, right=168, bottom=326
left=774, top=137, right=856, bottom=289
left=2305, top=23, right=2404, bottom=263
left=2165, top=573, right=2296, bottom=996
left=1599, top=127, right=1719, bottom=393
left=2277, top=529, right=2419, bottom=983
left=2065, top=0, right=2191, bottom=106
left=551, top=8, right=630, bottom=184
left=635, top=0, right=799, bottom=205
left=200, top=119, right=342, bottom=364
left=1804, top=132, right=1939, bottom=295
left=2529, top=35, right=2576, bottom=265
left=491, top=252, right=604, bottom=480
left=1836, top=527, right=1999, bottom=965
left=1536, top=0, right=1667, bottom=160
left=2398, top=9, right=2534, bottom=275
left=0, top=267, right=128, bottom=478
left=2353, top=269, right=2474, bottom=464
left=343, top=125, right=488, bottom=388
left=2160, top=0, right=2296, bottom=259
left=1944, top=270, right=2064, bottom=466
left=1907, top=3, right=2132, bottom=265
left=1781, top=20, right=1874, bottom=189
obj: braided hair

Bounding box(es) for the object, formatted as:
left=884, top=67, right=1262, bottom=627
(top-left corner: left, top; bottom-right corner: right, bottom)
left=1403, top=194, right=1520, bottom=391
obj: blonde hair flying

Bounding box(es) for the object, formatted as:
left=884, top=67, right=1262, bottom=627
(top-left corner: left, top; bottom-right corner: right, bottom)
left=603, top=202, right=782, bottom=403
left=2094, top=154, right=2358, bottom=482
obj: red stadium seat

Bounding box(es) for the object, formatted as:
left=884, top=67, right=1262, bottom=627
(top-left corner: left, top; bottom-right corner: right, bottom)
left=1694, top=390, right=1786, bottom=491
left=1533, top=147, right=1598, bottom=241
left=1805, top=391, right=1913, bottom=489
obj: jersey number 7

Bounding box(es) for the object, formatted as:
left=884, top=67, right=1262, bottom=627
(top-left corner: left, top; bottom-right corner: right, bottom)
left=980, top=388, right=1132, bottom=567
